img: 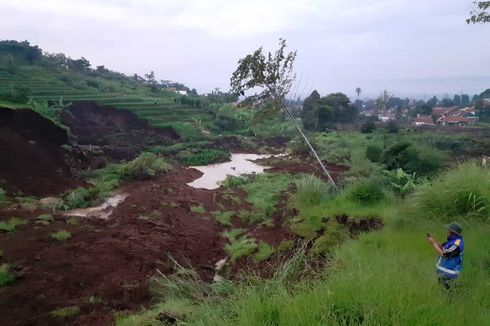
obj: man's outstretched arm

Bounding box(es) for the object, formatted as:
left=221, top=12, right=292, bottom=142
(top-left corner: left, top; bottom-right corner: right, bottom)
left=427, top=234, right=444, bottom=256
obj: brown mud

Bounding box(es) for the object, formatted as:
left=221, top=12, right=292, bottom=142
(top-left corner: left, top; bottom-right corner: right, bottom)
left=61, top=101, right=180, bottom=162
left=0, top=107, right=81, bottom=196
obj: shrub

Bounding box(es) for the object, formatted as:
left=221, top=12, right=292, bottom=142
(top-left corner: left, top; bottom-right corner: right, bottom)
left=346, top=178, right=386, bottom=204
left=0, top=218, right=26, bottom=233
left=62, top=186, right=105, bottom=210
left=411, top=162, right=490, bottom=221
left=121, top=153, right=171, bottom=180
left=365, top=145, right=383, bottom=163
left=381, top=142, right=446, bottom=177
left=360, top=120, right=376, bottom=133
left=295, top=174, right=330, bottom=206
left=0, top=264, right=16, bottom=286
left=50, top=230, right=72, bottom=242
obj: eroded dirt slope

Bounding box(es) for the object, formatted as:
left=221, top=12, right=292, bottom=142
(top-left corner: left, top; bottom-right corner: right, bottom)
left=0, top=107, right=79, bottom=196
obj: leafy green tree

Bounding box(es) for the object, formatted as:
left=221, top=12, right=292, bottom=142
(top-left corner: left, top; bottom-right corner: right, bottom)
left=230, top=39, right=337, bottom=188
left=301, top=90, right=320, bottom=130
left=467, top=1, right=490, bottom=23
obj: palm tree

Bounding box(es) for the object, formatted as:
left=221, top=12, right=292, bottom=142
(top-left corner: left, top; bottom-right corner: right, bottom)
left=356, top=87, right=362, bottom=98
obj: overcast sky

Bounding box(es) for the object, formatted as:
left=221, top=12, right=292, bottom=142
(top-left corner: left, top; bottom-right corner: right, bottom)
left=1, top=0, right=489, bottom=98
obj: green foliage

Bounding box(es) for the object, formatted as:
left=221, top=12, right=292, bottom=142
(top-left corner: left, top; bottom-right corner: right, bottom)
left=1, top=85, right=31, bottom=103
left=0, top=188, right=6, bottom=203
left=254, top=242, right=275, bottom=262
left=181, top=149, right=230, bottom=166
left=212, top=211, right=234, bottom=226
left=225, top=235, right=258, bottom=263
left=410, top=162, right=490, bottom=221
left=0, top=218, right=26, bottom=233
left=50, top=306, right=80, bottom=318
left=312, top=222, right=349, bottom=256
left=360, top=120, right=376, bottom=133
left=346, top=178, right=386, bottom=205
left=385, top=168, right=416, bottom=199
left=366, top=145, right=383, bottom=162
left=240, top=174, right=294, bottom=219
left=467, top=1, right=490, bottom=23
left=190, top=205, right=206, bottom=214
left=61, top=184, right=109, bottom=210
left=120, top=152, right=171, bottom=181
left=50, top=230, right=72, bottom=242
left=294, top=174, right=330, bottom=206
left=36, top=214, right=54, bottom=225
left=381, top=142, right=447, bottom=177
left=0, top=264, right=16, bottom=286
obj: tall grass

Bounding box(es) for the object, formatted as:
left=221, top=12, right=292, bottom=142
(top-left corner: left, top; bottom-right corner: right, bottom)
left=409, top=162, right=490, bottom=221
left=294, top=174, right=330, bottom=206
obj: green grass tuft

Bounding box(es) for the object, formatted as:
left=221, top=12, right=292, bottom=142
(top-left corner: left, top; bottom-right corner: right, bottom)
left=50, top=230, right=72, bottom=242
left=0, top=264, right=16, bottom=287
left=0, top=218, right=26, bottom=233
left=190, top=205, right=206, bottom=214
left=50, top=306, right=80, bottom=318
left=254, top=242, right=275, bottom=262
left=212, top=211, right=234, bottom=226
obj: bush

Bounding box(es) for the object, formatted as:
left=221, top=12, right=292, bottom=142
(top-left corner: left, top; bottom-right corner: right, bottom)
left=411, top=162, right=490, bottom=221
left=346, top=178, right=386, bottom=204
left=121, top=152, right=171, bottom=180
left=254, top=242, right=275, bottom=262
left=360, top=120, right=376, bottom=133
left=295, top=174, right=330, bottom=206
left=365, top=145, right=383, bottom=163
left=381, top=142, right=446, bottom=177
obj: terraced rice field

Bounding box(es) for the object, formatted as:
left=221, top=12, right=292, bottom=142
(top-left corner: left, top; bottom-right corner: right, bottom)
left=0, top=69, right=213, bottom=126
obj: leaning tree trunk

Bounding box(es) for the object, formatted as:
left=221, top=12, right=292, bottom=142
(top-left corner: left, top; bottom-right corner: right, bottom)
left=268, top=88, right=337, bottom=190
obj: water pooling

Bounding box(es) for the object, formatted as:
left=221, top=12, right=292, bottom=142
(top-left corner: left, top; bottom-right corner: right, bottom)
left=62, top=193, right=129, bottom=219
left=187, top=153, right=282, bottom=190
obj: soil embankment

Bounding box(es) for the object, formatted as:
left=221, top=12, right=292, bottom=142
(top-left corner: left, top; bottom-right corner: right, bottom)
left=61, top=101, right=179, bottom=161
left=0, top=107, right=78, bottom=196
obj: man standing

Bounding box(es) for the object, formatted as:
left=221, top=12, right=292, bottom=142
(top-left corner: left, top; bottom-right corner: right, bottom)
left=426, top=222, right=464, bottom=290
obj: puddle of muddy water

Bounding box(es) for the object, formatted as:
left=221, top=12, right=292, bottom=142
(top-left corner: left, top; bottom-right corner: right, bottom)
left=62, top=193, right=128, bottom=219
left=187, top=153, right=284, bottom=190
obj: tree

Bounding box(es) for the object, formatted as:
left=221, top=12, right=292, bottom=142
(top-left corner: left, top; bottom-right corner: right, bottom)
left=375, top=89, right=392, bottom=111
left=145, top=71, right=156, bottom=84
left=453, top=94, right=462, bottom=106
left=301, top=90, right=320, bottom=130
left=467, top=1, right=490, bottom=24
left=230, top=39, right=337, bottom=188
left=355, top=87, right=362, bottom=97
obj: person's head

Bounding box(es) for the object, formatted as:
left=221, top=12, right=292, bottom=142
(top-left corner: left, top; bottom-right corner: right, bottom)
left=445, top=221, right=463, bottom=237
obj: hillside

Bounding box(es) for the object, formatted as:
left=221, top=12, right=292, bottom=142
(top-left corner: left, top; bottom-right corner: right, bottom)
left=0, top=40, right=214, bottom=130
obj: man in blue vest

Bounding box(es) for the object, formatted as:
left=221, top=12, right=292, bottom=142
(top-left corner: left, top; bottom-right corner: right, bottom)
left=426, top=222, right=464, bottom=290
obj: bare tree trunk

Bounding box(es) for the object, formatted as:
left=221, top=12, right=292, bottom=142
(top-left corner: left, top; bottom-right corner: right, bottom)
left=268, top=89, right=337, bottom=189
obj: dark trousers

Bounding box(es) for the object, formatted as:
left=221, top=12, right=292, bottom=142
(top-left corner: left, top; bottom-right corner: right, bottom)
left=438, top=275, right=458, bottom=291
